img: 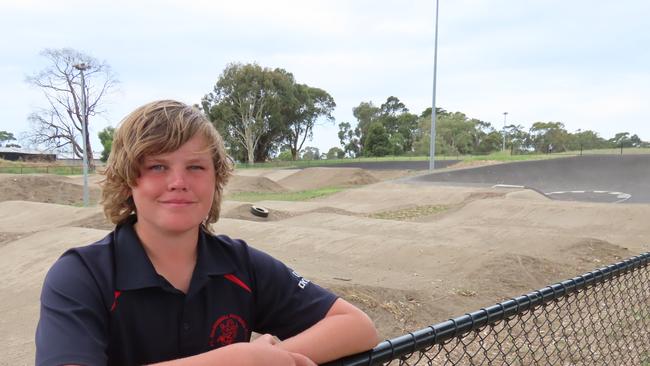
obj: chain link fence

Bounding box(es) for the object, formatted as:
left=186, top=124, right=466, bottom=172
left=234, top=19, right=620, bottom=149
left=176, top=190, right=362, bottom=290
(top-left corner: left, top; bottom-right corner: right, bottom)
left=325, top=252, right=650, bottom=366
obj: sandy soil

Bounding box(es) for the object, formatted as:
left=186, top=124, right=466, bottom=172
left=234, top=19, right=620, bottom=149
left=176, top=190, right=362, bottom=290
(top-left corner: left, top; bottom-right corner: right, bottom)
left=1, top=166, right=649, bottom=364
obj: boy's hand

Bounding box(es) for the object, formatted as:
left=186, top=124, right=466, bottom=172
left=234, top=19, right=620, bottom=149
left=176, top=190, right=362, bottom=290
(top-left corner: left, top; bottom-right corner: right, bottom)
left=244, top=340, right=316, bottom=366
left=251, top=333, right=282, bottom=346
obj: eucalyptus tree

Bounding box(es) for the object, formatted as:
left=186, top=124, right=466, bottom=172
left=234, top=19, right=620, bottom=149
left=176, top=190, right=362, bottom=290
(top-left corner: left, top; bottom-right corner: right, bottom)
left=202, top=63, right=335, bottom=163
left=282, top=84, right=335, bottom=160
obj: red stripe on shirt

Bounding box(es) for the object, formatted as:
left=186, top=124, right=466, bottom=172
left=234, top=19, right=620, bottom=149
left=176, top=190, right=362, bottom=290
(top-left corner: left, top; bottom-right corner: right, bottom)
left=110, top=290, right=121, bottom=312
left=224, top=274, right=251, bottom=293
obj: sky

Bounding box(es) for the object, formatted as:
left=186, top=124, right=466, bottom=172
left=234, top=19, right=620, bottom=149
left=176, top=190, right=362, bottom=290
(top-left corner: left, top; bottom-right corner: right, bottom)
left=1, top=0, right=649, bottom=156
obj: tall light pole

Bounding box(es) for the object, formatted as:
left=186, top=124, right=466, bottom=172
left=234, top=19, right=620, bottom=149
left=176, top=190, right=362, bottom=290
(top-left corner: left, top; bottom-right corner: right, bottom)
left=74, top=63, right=90, bottom=207
left=429, top=0, right=440, bottom=170
left=502, top=111, right=508, bottom=152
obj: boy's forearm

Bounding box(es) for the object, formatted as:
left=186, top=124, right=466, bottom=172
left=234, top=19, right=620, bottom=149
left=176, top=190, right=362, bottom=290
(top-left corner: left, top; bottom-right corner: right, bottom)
left=149, top=342, right=307, bottom=366
left=278, top=299, right=379, bottom=364
left=149, top=343, right=247, bottom=366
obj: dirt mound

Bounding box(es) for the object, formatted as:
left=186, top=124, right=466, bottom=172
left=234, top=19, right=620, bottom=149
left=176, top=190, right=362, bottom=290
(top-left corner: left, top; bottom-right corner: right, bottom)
left=222, top=203, right=297, bottom=222
left=473, top=254, right=566, bottom=296
left=0, top=201, right=102, bottom=233
left=224, top=175, right=288, bottom=193
left=232, top=168, right=298, bottom=182
left=565, top=238, right=632, bottom=266
left=326, top=282, right=449, bottom=338
left=67, top=211, right=114, bottom=230
left=449, top=160, right=503, bottom=169
left=0, top=232, right=25, bottom=248
left=506, top=189, right=549, bottom=201
left=221, top=204, right=361, bottom=223
left=0, top=174, right=101, bottom=205
left=278, top=167, right=379, bottom=191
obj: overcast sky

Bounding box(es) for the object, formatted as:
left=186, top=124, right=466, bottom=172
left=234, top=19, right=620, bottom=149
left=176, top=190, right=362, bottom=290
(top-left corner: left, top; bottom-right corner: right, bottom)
left=2, top=0, right=649, bottom=154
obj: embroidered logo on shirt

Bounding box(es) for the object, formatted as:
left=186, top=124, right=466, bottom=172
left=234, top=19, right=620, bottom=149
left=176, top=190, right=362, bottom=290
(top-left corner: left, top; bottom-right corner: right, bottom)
left=209, top=314, right=249, bottom=347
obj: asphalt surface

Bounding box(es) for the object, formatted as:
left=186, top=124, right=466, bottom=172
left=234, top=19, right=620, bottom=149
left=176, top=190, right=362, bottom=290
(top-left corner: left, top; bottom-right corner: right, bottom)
left=407, top=155, right=650, bottom=204
left=300, top=159, right=460, bottom=170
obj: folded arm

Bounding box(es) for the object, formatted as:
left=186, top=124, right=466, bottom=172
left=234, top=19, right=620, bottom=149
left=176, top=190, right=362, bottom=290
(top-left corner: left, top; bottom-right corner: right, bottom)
left=276, top=298, right=380, bottom=364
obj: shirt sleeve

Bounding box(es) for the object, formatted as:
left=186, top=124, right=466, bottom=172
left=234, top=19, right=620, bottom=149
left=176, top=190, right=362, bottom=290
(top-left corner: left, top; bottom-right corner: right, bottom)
left=248, top=246, right=338, bottom=339
left=36, top=253, right=109, bottom=366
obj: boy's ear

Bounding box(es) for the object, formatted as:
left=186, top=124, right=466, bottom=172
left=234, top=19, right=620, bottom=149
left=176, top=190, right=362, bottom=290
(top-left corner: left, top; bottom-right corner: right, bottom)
left=122, top=186, right=133, bottom=198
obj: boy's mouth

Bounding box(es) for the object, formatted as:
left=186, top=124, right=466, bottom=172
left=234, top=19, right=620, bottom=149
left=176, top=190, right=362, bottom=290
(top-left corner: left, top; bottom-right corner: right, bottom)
left=159, top=199, right=196, bottom=205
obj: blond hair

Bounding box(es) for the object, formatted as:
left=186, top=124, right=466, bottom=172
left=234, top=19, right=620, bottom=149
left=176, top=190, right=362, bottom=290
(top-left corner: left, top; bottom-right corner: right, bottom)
left=101, top=100, right=232, bottom=231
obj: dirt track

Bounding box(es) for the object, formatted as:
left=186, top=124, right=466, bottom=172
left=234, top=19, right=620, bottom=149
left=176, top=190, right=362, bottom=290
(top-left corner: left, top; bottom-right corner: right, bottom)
left=1, top=162, right=649, bottom=365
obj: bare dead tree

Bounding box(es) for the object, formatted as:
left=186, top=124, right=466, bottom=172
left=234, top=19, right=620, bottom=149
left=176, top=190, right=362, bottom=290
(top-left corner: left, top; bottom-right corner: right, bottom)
left=26, top=48, right=117, bottom=169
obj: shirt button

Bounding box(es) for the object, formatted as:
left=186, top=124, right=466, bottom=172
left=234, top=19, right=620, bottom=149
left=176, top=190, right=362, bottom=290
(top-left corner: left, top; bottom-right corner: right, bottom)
left=183, top=322, right=190, bottom=331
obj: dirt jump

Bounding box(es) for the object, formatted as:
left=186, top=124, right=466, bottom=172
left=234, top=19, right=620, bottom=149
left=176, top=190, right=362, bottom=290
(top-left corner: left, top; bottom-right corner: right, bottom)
left=1, top=161, right=649, bottom=364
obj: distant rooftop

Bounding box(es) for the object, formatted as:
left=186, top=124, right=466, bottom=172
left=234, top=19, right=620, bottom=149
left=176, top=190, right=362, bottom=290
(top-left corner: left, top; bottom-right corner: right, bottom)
left=0, top=147, right=56, bottom=155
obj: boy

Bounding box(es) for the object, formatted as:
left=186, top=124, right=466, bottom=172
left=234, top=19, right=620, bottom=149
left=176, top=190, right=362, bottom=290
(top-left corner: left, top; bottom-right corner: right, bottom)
left=36, top=100, right=378, bottom=365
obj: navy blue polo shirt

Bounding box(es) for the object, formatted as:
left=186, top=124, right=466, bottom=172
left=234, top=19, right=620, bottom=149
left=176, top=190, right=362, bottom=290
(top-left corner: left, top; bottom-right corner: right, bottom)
left=36, top=218, right=338, bottom=366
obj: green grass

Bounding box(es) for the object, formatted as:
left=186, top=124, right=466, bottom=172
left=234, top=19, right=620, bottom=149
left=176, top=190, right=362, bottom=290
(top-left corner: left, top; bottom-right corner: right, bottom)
left=236, top=147, right=650, bottom=169
left=0, top=165, right=88, bottom=175
left=226, top=187, right=345, bottom=202
left=458, top=151, right=559, bottom=162
left=234, top=155, right=432, bottom=169
left=555, top=147, right=650, bottom=155
left=642, top=352, right=650, bottom=366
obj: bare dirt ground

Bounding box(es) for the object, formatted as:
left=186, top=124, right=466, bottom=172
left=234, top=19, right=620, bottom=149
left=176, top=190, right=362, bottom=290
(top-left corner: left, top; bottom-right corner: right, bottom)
left=1, top=164, right=649, bottom=365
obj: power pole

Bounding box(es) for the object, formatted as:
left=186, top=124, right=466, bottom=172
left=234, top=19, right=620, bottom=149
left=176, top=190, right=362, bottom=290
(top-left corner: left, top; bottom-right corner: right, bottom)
left=74, top=63, right=90, bottom=207
left=429, top=0, right=440, bottom=170
left=502, top=111, right=508, bottom=152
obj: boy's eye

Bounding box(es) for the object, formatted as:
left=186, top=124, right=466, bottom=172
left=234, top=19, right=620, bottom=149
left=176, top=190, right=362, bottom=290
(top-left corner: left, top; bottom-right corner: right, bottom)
left=189, top=165, right=205, bottom=170
left=148, top=165, right=165, bottom=171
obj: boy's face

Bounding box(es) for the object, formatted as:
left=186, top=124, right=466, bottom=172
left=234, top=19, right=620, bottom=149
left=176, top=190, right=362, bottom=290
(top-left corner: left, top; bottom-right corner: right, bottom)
left=131, top=133, right=216, bottom=237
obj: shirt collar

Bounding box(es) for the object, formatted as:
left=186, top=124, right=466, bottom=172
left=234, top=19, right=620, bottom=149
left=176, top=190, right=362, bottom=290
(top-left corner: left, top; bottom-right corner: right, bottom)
left=187, top=230, right=236, bottom=297
left=114, top=217, right=235, bottom=292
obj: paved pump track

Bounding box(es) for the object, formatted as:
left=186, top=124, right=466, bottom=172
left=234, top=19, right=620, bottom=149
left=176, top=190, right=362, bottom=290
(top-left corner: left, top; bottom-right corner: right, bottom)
left=409, top=155, right=650, bottom=204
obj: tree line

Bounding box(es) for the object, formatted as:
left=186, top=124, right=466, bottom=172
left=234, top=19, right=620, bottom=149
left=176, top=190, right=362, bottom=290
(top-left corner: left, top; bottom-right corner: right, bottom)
left=20, top=49, right=648, bottom=163
left=337, top=99, right=649, bottom=158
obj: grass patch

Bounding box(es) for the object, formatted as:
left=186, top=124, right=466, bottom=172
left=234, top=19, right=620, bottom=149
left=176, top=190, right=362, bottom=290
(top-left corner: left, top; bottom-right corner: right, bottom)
left=642, top=352, right=650, bottom=366
left=235, top=147, right=650, bottom=169
left=369, top=205, right=450, bottom=221
left=227, top=187, right=345, bottom=202
left=556, top=147, right=650, bottom=155
left=0, top=165, right=87, bottom=175
left=234, top=155, right=432, bottom=169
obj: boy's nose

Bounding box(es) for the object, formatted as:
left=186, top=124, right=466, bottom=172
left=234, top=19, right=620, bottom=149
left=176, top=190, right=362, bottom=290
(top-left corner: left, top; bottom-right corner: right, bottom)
left=168, top=170, right=188, bottom=191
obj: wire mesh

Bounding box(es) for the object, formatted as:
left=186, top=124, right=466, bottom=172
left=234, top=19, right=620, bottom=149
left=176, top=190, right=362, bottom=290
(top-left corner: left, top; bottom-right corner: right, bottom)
left=324, top=252, right=650, bottom=366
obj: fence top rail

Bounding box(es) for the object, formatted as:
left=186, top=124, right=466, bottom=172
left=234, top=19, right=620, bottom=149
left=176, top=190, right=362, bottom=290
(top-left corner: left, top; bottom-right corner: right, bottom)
left=322, top=251, right=650, bottom=366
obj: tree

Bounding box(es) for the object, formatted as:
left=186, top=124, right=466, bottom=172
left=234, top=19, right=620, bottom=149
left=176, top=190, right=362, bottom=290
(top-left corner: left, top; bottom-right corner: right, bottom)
left=436, top=112, right=475, bottom=155
left=364, top=123, right=391, bottom=156
left=0, top=130, right=16, bottom=146
left=350, top=97, right=418, bottom=156
left=326, top=147, right=345, bottom=159
left=504, top=124, right=530, bottom=153
left=528, top=122, right=570, bottom=153
left=202, top=63, right=287, bottom=163
left=98, top=126, right=115, bottom=163
left=568, top=129, right=607, bottom=151
left=608, top=132, right=640, bottom=148
left=413, top=107, right=449, bottom=155
left=301, top=146, right=320, bottom=160
left=630, top=134, right=643, bottom=147
left=276, top=149, right=293, bottom=161
left=202, top=63, right=334, bottom=163
left=338, top=122, right=361, bottom=157
left=352, top=102, right=380, bottom=151
left=282, top=84, right=335, bottom=160
left=26, top=48, right=117, bottom=170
